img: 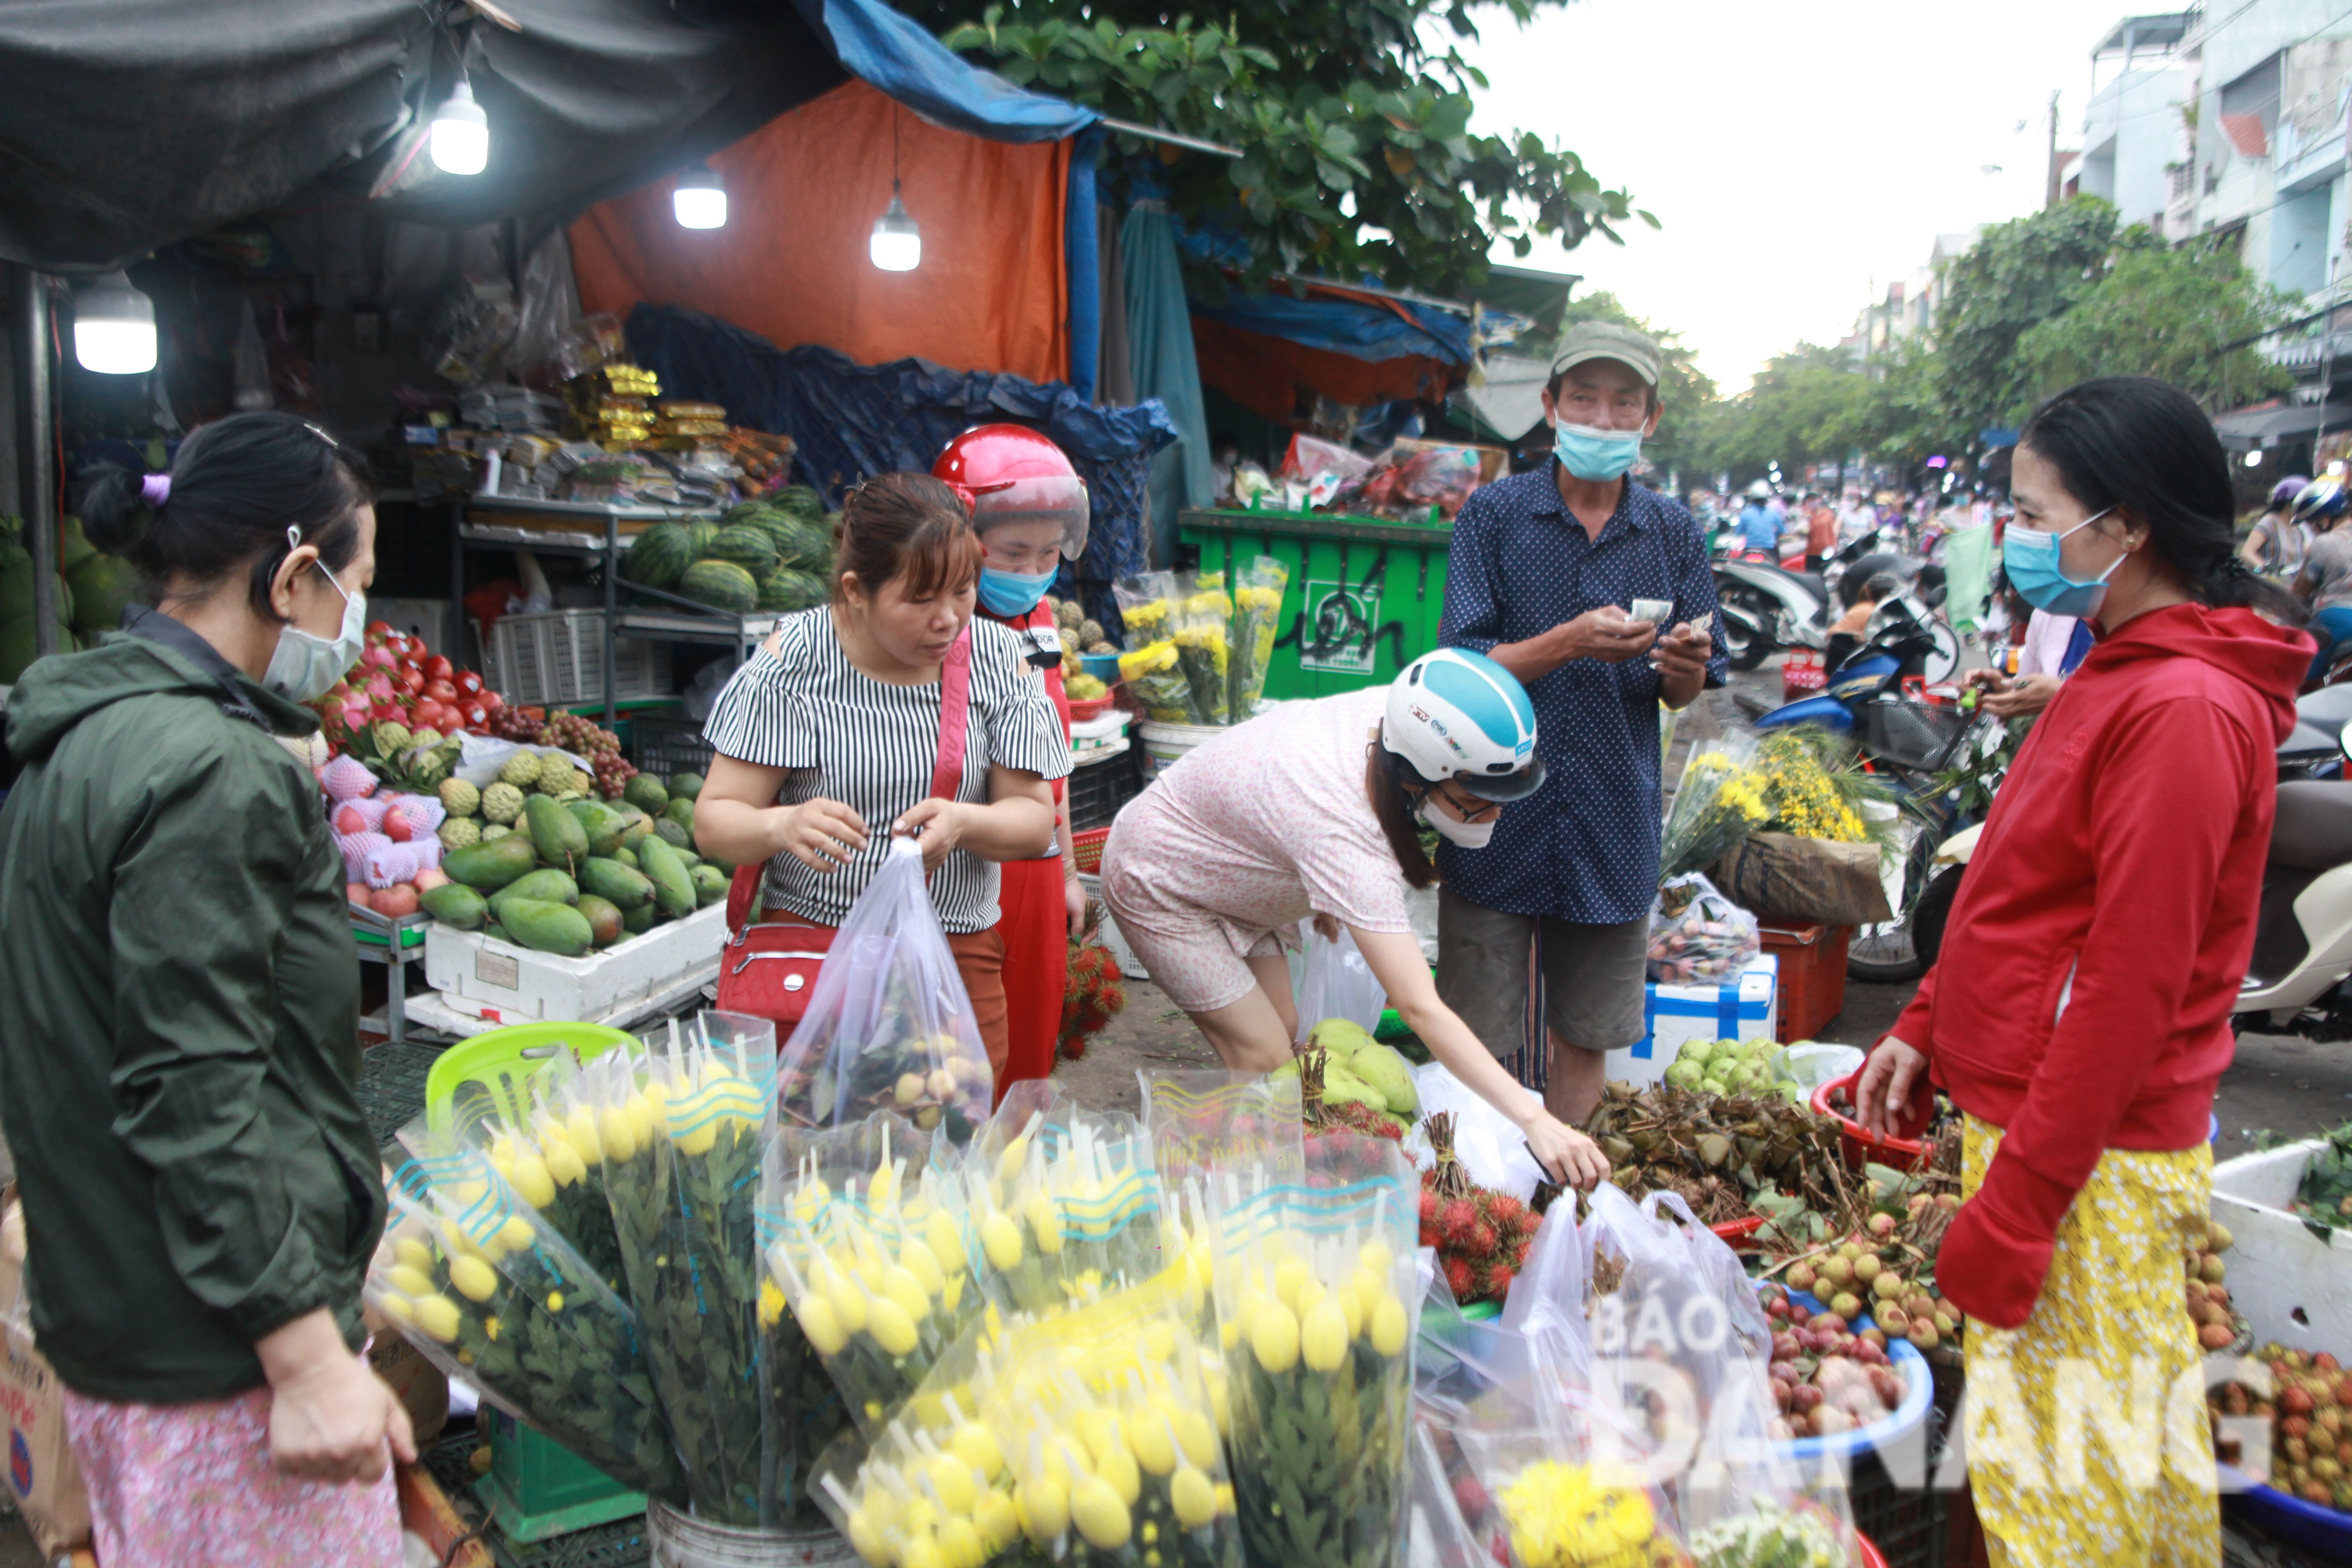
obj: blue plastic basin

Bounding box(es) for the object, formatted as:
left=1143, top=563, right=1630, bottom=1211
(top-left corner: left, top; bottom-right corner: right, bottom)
left=1773, top=1289, right=1935, bottom=1464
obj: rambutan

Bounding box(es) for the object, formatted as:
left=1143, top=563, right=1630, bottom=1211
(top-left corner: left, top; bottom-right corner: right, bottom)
left=1486, top=1193, right=1530, bottom=1232
left=1439, top=1199, right=1480, bottom=1250
left=1443, top=1254, right=1475, bottom=1303
left=1466, top=1220, right=1499, bottom=1259
left=1483, top=1263, right=1517, bottom=1301
left=1421, top=1223, right=1440, bottom=1249
left=1418, top=1188, right=1442, bottom=1226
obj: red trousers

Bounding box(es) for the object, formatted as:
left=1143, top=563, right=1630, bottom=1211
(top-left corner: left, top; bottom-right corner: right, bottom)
left=992, top=856, right=1067, bottom=1102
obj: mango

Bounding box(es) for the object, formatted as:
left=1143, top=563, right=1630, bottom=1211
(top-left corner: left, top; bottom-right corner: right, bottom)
left=525, top=794, right=590, bottom=872
left=442, top=833, right=539, bottom=891
left=566, top=798, right=629, bottom=858
left=637, top=836, right=696, bottom=918
left=418, top=882, right=488, bottom=931
left=576, top=893, right=623, bottom=948
left=489, top=869, right=578, bottom=924
left=1348, top=1041, right=1418, bottom=1117
left=500, top=898, right=595, bottom=957
left=580, top=856, right=655, bottom=911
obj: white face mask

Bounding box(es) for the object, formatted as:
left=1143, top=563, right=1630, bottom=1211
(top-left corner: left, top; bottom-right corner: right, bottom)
left=263, top=555, right=365, bottom=704
left=1417, top=794, right=1498, bottom=850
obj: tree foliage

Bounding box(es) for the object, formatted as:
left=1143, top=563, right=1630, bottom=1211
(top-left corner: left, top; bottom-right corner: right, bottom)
left=1933, top=199, right=2124, bottom=435
left=2013, top=240, right=2296, bottom=411
left=931, top=0, right=1652, bottom=296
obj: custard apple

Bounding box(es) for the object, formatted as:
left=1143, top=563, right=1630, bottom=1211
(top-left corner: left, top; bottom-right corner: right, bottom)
left=438, top=817, right=482, bottom=851
left=438, top=778, right=480, bottom=818
left=499, top=750, right=544, bottom=787
left=481, top=781, right=526, bottom=824
left=480, top=822, right=513, bottom=842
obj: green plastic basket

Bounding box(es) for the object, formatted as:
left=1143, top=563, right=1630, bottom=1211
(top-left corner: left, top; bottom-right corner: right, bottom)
left=421, top=1020, right=641, bottom=1136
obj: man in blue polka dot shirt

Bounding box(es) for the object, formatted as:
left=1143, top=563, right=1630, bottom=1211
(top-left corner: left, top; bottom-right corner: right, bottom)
left=1435, top=321, right=1729, bottom=1125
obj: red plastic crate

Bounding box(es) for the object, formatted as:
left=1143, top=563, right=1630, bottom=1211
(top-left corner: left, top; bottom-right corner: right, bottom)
left=1782, top=648, right=1826, bottom=701
left=1759, top=920, right=1850, bottom=1042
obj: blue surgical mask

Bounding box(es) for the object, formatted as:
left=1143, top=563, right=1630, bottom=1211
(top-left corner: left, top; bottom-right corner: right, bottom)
left=2003, top=507, right=2121, bottom=619
left=976, top=565, right=1057, bottom=618
left=1552, top=419, right=1644, bottom=482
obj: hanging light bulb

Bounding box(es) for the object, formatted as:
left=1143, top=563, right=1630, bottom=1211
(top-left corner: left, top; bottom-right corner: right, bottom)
left=673, top=161, right=727, bottom=230
left=431, top=77, right=489, bottom=176
left=870, top=183, right=921, bottom=271
left=73, top=272, right=157, bottom=375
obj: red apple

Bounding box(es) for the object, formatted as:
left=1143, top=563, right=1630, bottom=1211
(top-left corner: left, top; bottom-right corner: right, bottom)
left=480, top=689, right=505, bottom=712
left=424, top=679, right=457, bottom=704
left=347, top=883, right=373, bottom=907
left=424, top=654, right=453, bottom=682
left=398, top=668, right=425, bottom=696
left=462, top=702, right=488, bottom=730
left=365, top=620, right=393, bottom=643
left=382, top=809, right=413, bottom=843
left=333, top=804, right=367, bottom=835
left=369, top=701, right=402, bottom=723
left=455, top=670, right=484, bottom=697
left=413, top=866, right=449, bottom=891
left=373, top=884, right=420, bottom=918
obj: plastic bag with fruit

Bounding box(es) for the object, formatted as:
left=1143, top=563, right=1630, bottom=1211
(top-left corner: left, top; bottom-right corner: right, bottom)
left=1645, top=872, right=1761, bottom=985
left=774, top=838, right=995, bottom=1137
left=597, top=1015, right=777, bottom=1526
left=367, top=1142, right=682, bottom=1501
left=1210, top=1137, right=1421, bottom=1568
left=758, top=1112, right=973, bottom=1448
left=959, top=1080, right=1164, bottom=1318
left=1228, top=555, right=1289, bottom=720
left=1139, top=1068, right=1305, bottom=1190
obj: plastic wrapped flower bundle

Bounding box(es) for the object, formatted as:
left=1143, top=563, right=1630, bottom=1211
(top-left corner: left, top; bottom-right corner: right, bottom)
left=444, top=1053, right=631, bottom=1296
left=369, top=1142, right=683, bottom=1501
left=1685, top=1502, right=1852, bottom=1568
left=961, top=1083, right=1164, bottom=1318
left=1227, top=556, right=1289, bottom=720
left=1208, top=1137, right=1420, bottom=1568
left=1115, top=572, right=1200, bottom=724
left=1139, top=1070, right=1305, bottom=1192
left=763, top=1113, right=976, bottom=1443
left=1491, top=1457, right=1681, bottom=1568
left=1172, top=574, right=1232, bottom=726
left=1659, top=737, right=1768, bottom=882
left=600, top=1014, right=777, bottom=1526
left=812, top=1268, right=1244, bottom=1568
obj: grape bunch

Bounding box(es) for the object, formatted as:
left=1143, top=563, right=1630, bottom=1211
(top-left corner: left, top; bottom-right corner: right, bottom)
left=535, top=710, right=622, bottom=759
left=489, top=704, right=544, bottom=743
left=592, top=753, right=640, bottom=801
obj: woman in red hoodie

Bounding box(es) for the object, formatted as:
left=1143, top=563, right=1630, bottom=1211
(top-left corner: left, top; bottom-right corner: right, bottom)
left=1857, top=378, right=2309, bottom=1566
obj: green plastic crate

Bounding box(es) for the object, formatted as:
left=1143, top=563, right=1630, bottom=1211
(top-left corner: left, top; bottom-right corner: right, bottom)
left=1179, top=507, right=1454, bottom=703
left=422, top=1019, right=642, bottom=1137
left=474, top=1405, right=648, bottom=1541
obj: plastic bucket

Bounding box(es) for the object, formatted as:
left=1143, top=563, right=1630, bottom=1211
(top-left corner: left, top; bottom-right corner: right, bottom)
left=1812, top=1069, right=1930, bottom=1171
left=1773, top=1290, right=1934, bottom=1466
left=1137, top=720, right=1223, bottom=782
left=421, top=1019, right=640, bottom=1134
left=648, top=1501, right=860, bottom=1568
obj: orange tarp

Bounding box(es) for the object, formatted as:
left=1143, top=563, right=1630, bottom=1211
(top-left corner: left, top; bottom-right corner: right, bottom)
left=571, top=80, right=1070, bottom=384
left=1189, top=315, right=1455, bottom=423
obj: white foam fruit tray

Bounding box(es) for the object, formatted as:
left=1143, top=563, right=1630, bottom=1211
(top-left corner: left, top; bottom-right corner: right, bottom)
left=422, top=902, right=727, bottom=1025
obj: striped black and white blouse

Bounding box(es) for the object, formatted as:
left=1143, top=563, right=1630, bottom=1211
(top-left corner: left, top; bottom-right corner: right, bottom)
left=701, top=609, right=1073, bottom=933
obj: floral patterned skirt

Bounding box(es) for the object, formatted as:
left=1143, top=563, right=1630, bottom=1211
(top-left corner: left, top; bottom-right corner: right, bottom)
left=1959, top=1114, right=2218, bottom=1568
left=62, top=1382, right=402, bottom=1568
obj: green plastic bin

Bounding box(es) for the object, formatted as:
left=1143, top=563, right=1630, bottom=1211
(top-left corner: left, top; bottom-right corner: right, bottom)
left=1179, top=507, right=1454, bottom=702
left=420, top=1021, right=646, bottom=1536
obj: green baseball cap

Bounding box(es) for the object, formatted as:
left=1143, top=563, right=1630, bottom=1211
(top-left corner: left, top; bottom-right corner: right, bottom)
left=1548, top=322, right=1663, bottom=390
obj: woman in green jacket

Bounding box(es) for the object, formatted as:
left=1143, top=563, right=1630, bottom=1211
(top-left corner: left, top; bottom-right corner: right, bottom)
left=0, top=413, right=413, bottom=1566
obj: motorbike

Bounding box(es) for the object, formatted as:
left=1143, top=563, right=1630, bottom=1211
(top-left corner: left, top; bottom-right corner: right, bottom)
left=1714, top=556, right=1832, bottom=671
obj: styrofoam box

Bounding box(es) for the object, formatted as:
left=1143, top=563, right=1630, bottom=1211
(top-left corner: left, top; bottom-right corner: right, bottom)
left=2211, top=1138, right=2352, bottom=1351
left=423, top=902, right=727, bottom=1023
left=1609, top=952, right=1779, bottom=1089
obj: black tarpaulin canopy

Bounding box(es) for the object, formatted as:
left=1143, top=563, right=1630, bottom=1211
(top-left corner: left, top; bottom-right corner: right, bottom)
left=0, top=0, right=1091, bottom=271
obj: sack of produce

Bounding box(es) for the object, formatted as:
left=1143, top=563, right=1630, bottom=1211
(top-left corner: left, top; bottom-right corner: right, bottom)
left=1210, top=1137, right=1420, bottom=1568
left=1645, top=872, right=1760, bottom=985
left=1139, top=1069, right=1305, bottom=1189
left=1712, top=831, right=1893, bottom=928
left=1228, top=555, right=1289, bottom=719
left=758, top=1113, right=971, bottom=1451
left=598, top=1016, right=776, bottom=1526
left=775, top=838, right=994, bottom=1137
left=1173, top=572, right=1232, bottom=726
left=368, top=1145, right=683, bottom=1501
left=958, top=1080, right=1163, bottom=1317
left=1114, top=572, right=1199, bottom=723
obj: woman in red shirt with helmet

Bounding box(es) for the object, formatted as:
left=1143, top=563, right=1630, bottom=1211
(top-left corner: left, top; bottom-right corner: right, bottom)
left=934, top=426, right=1091, bottom=1098
left=1855, top=377, right=2309, bottom=1568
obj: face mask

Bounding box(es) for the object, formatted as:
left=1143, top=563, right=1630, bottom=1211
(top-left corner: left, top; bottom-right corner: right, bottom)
left=1552, top=418, right=1644, bottom=482
left=2003, top=507, right=2122, bottom=619
left=263, top=560, right=365, bottom=704
left=1417, top=794, right=1498, bottom=850
left=976, top=566, right=1057, bottom=618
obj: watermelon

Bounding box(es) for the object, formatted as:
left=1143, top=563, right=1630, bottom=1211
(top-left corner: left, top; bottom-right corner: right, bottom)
left=621, top=523, right=694, bottom=590
left=687, top=519, right=720, bottom=557
left=772, top=485, right=826, bottom=522
left=707, top=524, right=779, bottom=577
left=679, top=559, right=760, bottom=614
left=758, top=567, right=829, bottom=613
left=766, top=515, right=833, bottom=569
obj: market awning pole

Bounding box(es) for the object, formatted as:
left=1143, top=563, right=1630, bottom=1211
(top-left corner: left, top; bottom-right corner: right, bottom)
left=1096, top=118, right=1242, bottom=159
left=14, top=266, right=58, bottom=660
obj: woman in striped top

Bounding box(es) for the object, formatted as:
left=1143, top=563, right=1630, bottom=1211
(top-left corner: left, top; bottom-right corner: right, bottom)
left=696, top=473, right=1073, bottom=1077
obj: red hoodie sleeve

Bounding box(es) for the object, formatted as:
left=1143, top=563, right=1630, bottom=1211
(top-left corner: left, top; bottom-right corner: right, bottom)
left=1942, top=695, right=2262, bottom=1327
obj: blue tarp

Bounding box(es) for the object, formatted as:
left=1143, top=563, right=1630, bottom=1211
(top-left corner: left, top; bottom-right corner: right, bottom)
left=626, top=304, right=1173, bottom=632
left=1189, top=287, right=1473, bottom=366
left=791, top=0, right=1095, bottom=144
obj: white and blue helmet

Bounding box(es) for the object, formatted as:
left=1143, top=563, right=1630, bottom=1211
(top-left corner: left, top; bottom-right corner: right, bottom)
left=1381, top=648, right=1546, bottom=800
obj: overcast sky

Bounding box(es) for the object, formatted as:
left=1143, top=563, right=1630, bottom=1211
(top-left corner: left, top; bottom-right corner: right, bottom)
left=1460, top=0, right=2143, bottom=390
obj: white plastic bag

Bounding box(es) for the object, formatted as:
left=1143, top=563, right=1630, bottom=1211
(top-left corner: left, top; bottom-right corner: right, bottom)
left=1647, top=871, right=1761, bottom=984
left=1295, top=922, right=1387, bottom=1039
left=1403, top=1064, right=1545, bottom=1200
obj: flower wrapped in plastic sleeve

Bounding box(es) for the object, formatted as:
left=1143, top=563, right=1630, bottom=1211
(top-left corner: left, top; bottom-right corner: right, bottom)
left=777, top=838, right=994, bottom=1136
left=1138, top=1070, right=1304, bottom=1191
left=440, top=1051, right=631, bottom=1296
left=1461, top=1428, right=1684, bottom=1568
left=1207, top=1136, right=1420, bottom=1568
left=368, top=1143, right=681, bottom=1500
left=1227, top=556, right=1288, bottom=720
left=961, top=1081, right=1165, bottom=1318
left=763, top=1112, right=978, bottom=1444
left=599, top=1014, right=777, bottom=1526
left=1172, top=573, right=1232, bottom=726
left=1114, top=572, right=1198, bottom=723
left=1660, top=735, right=1767, bottom=882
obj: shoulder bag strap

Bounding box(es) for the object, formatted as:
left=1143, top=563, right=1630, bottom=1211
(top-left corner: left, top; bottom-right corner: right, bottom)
left=930, top=624, right=975, bottom=802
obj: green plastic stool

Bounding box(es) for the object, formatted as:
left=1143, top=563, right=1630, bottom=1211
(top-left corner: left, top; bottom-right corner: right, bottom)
left=473, top=1405, right=647, bottom=1540
left=421, top=1020, right=640, bottom=1136
left=420, top=1021, right=645, bottom=1537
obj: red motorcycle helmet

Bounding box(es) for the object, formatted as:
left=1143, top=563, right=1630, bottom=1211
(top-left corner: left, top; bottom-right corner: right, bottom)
left=931, top=424, right=1090, bottom=560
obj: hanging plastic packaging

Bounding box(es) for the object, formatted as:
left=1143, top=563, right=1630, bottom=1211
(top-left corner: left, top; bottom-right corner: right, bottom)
left=1294, top=923, right=1387, bottom=1040
left=597, top=1014, right=777, bottom=1526
left=958, top=1080, right=1163, bottom=1318
left=1115, top=571, right=1201, bottom=723
left=1138, top=1068, right=1304, bottom=1190
left=775, top=838, right=995, bottom=1137
left=1172, top=571, right=1232, bottom=725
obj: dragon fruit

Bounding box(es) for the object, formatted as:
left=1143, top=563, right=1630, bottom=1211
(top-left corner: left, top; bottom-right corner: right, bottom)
left=321, top=755, right=376, bottom=802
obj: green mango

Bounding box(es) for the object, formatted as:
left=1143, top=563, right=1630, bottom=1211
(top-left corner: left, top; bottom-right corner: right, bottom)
left=613, top=845, right=640, bottom=869
left=490, top=869, right=578, bottom=922
left=1348, top=1042, right=1418, bottom=1117
left=624, top=774, right=669, bottom=814
left=485, top=923, right=510, bottom=944
left=417, top=882, right=487, bottom=931
left=668, top=771, right=704, bottom=801
left=653, top=818, right=691, bottom=850
left=499, top=898, right=594, bottom=957
left=442, top=834, right=539, bottom=891
left=664, top=797, right=696, bottom=833
left=575, top=893, right=623, bottom=948
left=621, top=902, right=657, bottom=935
left=637, top=836, right=696, bottom=919
left=525, top=794, right=590, bottom=872
left=691, top=863, right=729, bottom=907
left=565, top=797, right=628, bottom=858
left=579, top=856, right=655, bottom=911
